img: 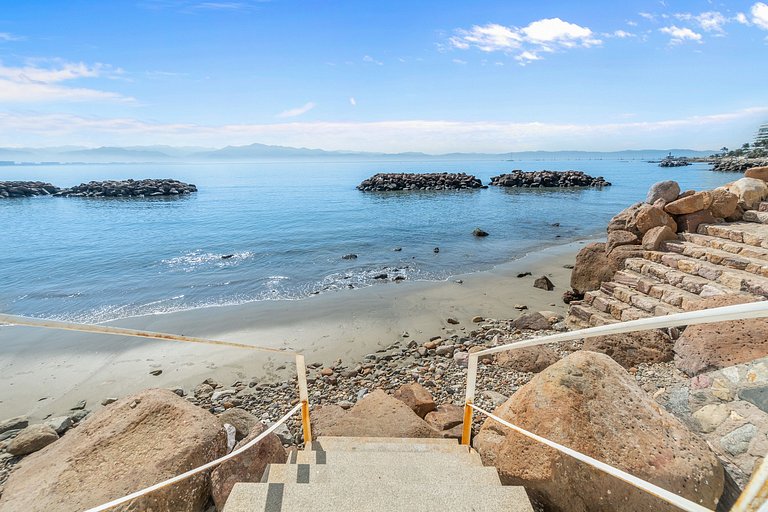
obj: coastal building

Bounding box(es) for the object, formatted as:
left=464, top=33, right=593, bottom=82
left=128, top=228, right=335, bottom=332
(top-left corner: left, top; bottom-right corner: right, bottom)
left=756, top=122, right=768, bottom=145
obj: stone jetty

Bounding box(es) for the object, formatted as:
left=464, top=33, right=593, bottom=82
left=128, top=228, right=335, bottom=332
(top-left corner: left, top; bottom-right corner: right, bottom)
left=0, top=181, right=60, bottom=198
left=489, top=170, right=610, bottom=188
left=712, top=157, right=768, bottom=173
left=357, top=173, right=483, bottom=191
left=55, top=179, right=197, bottom=198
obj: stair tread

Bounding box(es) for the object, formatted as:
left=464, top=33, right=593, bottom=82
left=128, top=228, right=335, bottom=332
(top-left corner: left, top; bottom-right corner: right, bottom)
left=698, top=222, right=768, bottom=248
left=291, top=449, right=484, bottom=466
left=224, top=482, right=534, bottom=512
left=624, top=257, right=745, bottom=296
left=607, top=283, right=684, bottom=315
left=662, top=239, right=768, bottom=277
left=310, top=438, right=466, bottom=453
left=567, top=303, right=619, bottom=327
left=264, top=461, right=502, bottom=485
left=587, top=290, right=657, bottom=321
left=680, top=232, right=768, bottom=263
left=613, top=269, right=703, bottom=308
left=650, top=250, right=768, bottom=296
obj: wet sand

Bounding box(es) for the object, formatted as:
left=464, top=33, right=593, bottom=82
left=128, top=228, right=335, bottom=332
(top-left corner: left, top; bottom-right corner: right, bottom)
left=0, top=239, right=593, bottom=421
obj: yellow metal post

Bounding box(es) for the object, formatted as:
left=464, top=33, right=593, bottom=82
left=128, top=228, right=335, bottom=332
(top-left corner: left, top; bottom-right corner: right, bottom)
left=731, top=456, right=768, bottom=511
left=295, top=354, right=312, bottom=445
left=461, top=354, right=478, bottom=446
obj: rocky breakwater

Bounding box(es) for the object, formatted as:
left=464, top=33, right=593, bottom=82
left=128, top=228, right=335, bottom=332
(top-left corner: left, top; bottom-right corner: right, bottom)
left=489, top=170, right=610, bottom=188
left=712, top=157, right=768, bottom=173
left=0, top=181, right=60, bottom=198
left=357, top=172, right=483, bottom=191
left=55, top=178, right=197, bottom=198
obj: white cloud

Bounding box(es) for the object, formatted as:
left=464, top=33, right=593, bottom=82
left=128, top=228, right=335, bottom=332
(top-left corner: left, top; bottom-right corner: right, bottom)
left=753, top=2, right=768, bottom=30
left=639, top=12, right=656, bottom=21
left=515, top=51, right=541, bottom=65
left=660, top=25, right=703, bottom=44
left=349, top=97, right=356, bottom=106
left=627, top=20, right=639, bottom=27
left=735, top=12, right=749, bottom=25
left=450, top=18, right=600, bottom=64
left=0, top=61, right=131, bottom=103
left=276, top=102, right=316, bottom=118
left=608, top=30, right=635, bottom=38
left=362, top=55, right=383, bottom=66
left=0, top=32, right=23, bottom=42
left=3, top=107, right=766, bottom=153
left=452, top=58, right=467, bottom=65
left=696, top=11, right=728, bottom=32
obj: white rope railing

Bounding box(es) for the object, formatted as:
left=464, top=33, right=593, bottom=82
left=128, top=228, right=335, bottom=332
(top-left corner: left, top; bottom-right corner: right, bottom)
left=470, top=405, right=712, bottom=512
left=83, top=403, right=302, bottom=512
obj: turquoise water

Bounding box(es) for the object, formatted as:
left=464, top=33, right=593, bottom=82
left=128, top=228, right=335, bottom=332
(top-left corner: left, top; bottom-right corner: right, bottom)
left=0, top=160, right=736, bottom=323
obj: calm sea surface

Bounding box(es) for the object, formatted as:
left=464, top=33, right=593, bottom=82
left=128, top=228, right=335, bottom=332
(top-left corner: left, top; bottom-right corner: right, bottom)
left=0, top=159, right=737, bottom=323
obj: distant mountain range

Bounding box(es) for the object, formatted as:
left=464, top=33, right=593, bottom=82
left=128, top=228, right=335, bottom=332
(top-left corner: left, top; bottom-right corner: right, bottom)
left=0, top=143, right=718, bottom=165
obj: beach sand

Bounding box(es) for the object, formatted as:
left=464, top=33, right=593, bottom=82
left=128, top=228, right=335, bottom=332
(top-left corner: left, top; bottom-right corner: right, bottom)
left=0, top=239, right=594, bottom=421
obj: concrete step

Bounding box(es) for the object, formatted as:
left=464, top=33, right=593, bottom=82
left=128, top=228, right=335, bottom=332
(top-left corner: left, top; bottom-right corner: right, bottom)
left=224, top=481, right=534, bottom=512
left=309, top=437, right=464, bottom=454
left=680, top=232, right=768, bottom=264
left=567, top=303, right=619, bottom=328
left=698, top=222, right=768, bottom=248
left=648, top=251, right=768, bottom=297
left=612, top=270, right=702, bottom=309
left=743, top=210, right=768, bottom=224
left=289, top=449, right=484, bottom=466
left=662, top=240, right=768, bottom=278
left=605, top=283, right=684, bottom=316
left=264, top=461, right=502, bottom=485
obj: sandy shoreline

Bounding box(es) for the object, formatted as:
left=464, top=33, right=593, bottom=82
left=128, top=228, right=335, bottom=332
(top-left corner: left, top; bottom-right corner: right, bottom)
left=0, top=239, right=595, bottom=421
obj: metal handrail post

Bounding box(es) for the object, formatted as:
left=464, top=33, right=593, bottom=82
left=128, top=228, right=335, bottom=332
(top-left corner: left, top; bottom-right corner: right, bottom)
left=295, top=354, right=312, bottom=445
left=731, top=456, right=768, bottom=511
left=461, top=354, right=478, bottom=446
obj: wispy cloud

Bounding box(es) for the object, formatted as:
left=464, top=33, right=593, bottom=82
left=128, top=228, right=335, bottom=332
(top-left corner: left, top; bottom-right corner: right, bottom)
left=362, top=55, right=383, bottom=66
left=3, top=107, right=766, bottom=152
left=450, top=18, right=601, bottom=64
left=276, top=101, right=316, bottom=118
left=659, top=25, right=703, bottom=44
left=0, top=32, right=23, bottom=42
left=753, top=2, right=768, bottom=30
left=141, top=0, right=269, bottom=12
left=349, top=97, right=356, bottom=106
left=0, top=60, right=131, bottom=103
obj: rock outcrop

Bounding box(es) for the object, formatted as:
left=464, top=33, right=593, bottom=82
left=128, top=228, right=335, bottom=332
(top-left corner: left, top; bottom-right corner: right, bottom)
left=356, top=173, right=483, bottom=191
left=0, top=181, right=60, bottom=198
left=56, top=178, right=197, bottom=198
left=494, top=345, right=559, bottom=373
left=392, top=383, right=437, bottom=418
left=675, top=295, right=768, bottom=376
left=712, top=157, right=768, bottom=173
left=582, top=329, right=674, bottom=368
left=6, top=424, right=58, bottom=456
left=0, top=389, right=227, bottom=512
left=474, top=351, right=724, bottom=511
left=489, top=170, right=610, bottom=188
left=569, top=242, right=621, bottom=294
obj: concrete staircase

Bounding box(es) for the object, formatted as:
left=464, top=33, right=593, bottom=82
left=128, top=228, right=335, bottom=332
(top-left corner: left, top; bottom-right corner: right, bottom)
left=222, top=436, right=533, bottom=512
left=568, top=214, right=768, bottom=328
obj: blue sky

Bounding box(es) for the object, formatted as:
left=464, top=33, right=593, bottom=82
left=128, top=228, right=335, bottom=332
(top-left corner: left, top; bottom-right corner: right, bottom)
left=0, top=0, right=767, bottom=152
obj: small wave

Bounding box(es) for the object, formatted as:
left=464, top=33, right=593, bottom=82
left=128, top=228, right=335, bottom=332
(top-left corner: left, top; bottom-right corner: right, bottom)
left=162, top=250, right=254, bottom=272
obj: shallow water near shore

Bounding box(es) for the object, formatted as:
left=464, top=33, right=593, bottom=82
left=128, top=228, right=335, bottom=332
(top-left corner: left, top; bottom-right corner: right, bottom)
left=0, top=159, right=736, bottom=323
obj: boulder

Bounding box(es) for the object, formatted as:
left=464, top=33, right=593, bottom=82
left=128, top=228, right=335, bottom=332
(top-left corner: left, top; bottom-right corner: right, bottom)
left=642, top=225, right=677, bottom=250
left=210, top=422, right=286, bottom=510
left=495, top=345, right=559, bottom=373
left=6, top=424, right=59, bottom=456
left=664, top=191, right=712, bottom=215
left=676, top=209, right=716, bottom=233
left=511, top=312, right=551, bottom=331
left=0, top=389, right=227, bottom=512
left=634, top=205, right=676, bottom=234
left=725, top=177, right=768, bottom=210
left=472, top=228, right=489, bottom=237
left=310, top=404, right=348, bottom=437
left=392, top=382, right=437, bottom=418
left=607, top=203, right=642, bottom=235
left=321, top=389, right=441, bottom=438
left=533, top=275, right=554, bottom=291
left=708, top=188, right=739, bottom=219
left=570, top=242, right=619, bottom=294
left=474, top=352, right=724, bottom=511
left=646, top=180, right=680, bottom=204
left=675, top=295, right=768, bottom=376
left=606, top=230, right=639, bottom=254
left=424, top=404, right=464, bottom=431
left=0, top=416, right=28, bottom=435
left=744, top=165, right=768, bottom=182
left=582, top=330, right=674, bottom=368
left=219, top=407, right=261, bottom=442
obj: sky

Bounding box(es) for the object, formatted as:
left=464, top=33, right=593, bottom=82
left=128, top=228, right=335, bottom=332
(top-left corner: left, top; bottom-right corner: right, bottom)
left=0, top=0, right=767, bottom=153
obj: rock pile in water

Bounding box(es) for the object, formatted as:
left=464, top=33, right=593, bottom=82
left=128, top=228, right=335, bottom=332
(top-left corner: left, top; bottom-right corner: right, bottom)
left=357, top=173, right=483, bottom=191
left=712, top=157, right=768, bottom=173
left=0, top=181, right=60, bottom=198
left=55, top=179, right=197, bottom=198
left=489, top=170, right=610, bottom=188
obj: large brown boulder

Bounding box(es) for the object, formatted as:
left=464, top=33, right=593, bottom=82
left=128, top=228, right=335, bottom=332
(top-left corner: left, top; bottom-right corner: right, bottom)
left=570, top=242, right=619, bottom=294
left=708, top=188, right=739, bottom=219
left=392, top=382, right=436, bottom=418
left=634, top=205, right=677, bottom=234
left=665, top=191, right=713, bottom=215
left=511, top=312, right=551, bottom=331
left=641, top=225, right=677, bottom=250
left=495, top=345, right=559, bottom=373
left=676, top=209, right=716, bottom=233
left=474, top=352, right=723, bottom=512
left=606, top=230, right=639, bottom=254
left=210, top=422, right=286, bottom=510
left=607, top=203, right=643, bottom=235
left=0, top=389, right=227, bottom=512
left=6, top=424, right=59, bottom=456
left=219, top=407, right=261, bottom=442
left=646, top=180, right=680, bottom=204
left=424, top=404, right=464, bottom=431
left=582, top=329, right=673, bottom=368
left=322, top=389, right=441, bottom=438
left=675, top=295, right=768, bottom=376
left=310, top=404, right=348, bottom=437
left=744, top=165, right=768, bottom=182
left=724, top=177, right=768, bottom=209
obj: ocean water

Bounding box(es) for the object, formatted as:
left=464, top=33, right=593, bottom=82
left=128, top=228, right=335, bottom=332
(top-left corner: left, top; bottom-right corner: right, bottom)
left=0, top=159, right=737, bottom=323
